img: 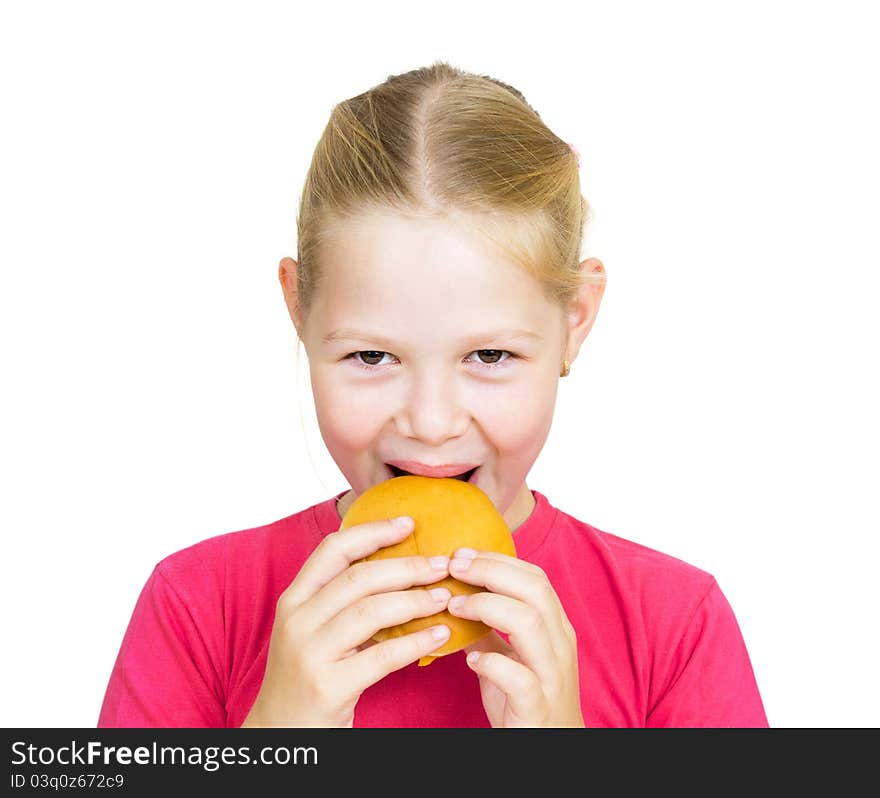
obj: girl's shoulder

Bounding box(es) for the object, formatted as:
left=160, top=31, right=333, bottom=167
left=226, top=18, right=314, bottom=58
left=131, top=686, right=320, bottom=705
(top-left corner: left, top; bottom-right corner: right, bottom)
left=549, top=502, right=717, bottom=599
left=151, top=498, right=330, bottom=589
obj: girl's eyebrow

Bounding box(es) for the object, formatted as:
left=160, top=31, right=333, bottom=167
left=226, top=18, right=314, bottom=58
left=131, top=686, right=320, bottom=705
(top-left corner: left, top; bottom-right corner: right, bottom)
left=321, top=328, right=543, bottom=346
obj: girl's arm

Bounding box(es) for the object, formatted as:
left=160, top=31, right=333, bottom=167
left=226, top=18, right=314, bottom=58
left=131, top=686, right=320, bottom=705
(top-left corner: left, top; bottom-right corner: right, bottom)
left=645, top=580, right=768, bottom=728
left=97, top=565, right=227, bottom=728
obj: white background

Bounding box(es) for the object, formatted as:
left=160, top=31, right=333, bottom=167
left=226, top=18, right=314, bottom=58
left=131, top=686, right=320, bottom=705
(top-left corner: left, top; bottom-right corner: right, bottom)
left=1, top=1, right=877, bottom=728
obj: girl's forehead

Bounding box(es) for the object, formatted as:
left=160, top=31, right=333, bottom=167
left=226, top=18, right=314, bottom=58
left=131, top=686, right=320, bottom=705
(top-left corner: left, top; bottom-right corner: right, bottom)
left=313, top=210, right=563, bottom=335
left=320, top=253, right=546, bottom=321
left=313, top=269, right=562, bottom=348
left=322, top=218, right=537, bottom=294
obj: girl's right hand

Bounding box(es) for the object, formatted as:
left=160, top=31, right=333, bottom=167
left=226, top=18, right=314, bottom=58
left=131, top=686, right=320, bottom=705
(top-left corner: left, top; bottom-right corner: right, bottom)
left=240, top=515, right=452, bottom=728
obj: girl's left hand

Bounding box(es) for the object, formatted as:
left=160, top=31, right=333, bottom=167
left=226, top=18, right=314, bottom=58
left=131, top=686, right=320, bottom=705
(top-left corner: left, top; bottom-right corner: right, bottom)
left=447, top=548, right=585, bottom=728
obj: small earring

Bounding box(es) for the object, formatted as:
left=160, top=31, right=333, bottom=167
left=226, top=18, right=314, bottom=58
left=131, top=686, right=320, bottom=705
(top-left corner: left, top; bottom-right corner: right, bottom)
left=560, top=359, right=570, bottom=377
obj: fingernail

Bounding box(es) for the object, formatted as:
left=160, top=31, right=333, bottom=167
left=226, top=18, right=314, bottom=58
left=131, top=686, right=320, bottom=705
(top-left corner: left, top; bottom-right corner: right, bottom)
left=466, top=651, right=481, bottom=665
left=392, top=516, right=414, bottom=529
left=454, top=547, right=478, bottom=559
left=428, top=555, right=449, bottom=570
left=428, top=587, right=451, bottom=602
left=450, top=556, right=471, bottom=572
left=448, top=595, right=465, bottom=611
left=430, top=624, right=450, bottom=641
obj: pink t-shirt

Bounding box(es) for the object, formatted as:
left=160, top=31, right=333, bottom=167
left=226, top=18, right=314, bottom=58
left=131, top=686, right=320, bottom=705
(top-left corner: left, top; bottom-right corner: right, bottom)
left=97, top=489, right=768, bottom=727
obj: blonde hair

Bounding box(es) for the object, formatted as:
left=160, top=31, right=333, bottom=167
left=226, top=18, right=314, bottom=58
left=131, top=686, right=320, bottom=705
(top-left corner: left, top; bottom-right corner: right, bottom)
left=294, top=59, right=604, bottom=328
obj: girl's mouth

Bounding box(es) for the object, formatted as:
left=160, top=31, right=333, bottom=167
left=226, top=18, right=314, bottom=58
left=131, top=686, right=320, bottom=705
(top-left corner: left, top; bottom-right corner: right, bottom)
left=387, top=464, right=479, bottom=483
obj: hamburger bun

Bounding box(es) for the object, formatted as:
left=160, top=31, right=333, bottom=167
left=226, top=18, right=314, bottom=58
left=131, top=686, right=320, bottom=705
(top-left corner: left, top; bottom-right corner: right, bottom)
left=339, top=475, right=516, bottom=666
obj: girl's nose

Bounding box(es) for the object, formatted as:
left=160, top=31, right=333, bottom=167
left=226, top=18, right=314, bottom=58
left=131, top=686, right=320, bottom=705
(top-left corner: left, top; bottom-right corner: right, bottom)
left=396, top=375, right=469, bottom=444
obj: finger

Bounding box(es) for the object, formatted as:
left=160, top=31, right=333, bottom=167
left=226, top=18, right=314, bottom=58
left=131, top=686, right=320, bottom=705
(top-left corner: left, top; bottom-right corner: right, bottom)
left=464, top=650, right=545, bottom=726
left=280, top=517, right=417, bottom=610
left=320, top=586, right=452, bottom=658
left=449, top=591, right=555, bottom=685
left=449, top=550, right=570, bottom=650
left=342, top=624, right=452, bottom=690
left=464, top=630, right=516, bottom=658
left=454, top=548, right=543, bottom=576
left=302, top=555, right=450, bottom=635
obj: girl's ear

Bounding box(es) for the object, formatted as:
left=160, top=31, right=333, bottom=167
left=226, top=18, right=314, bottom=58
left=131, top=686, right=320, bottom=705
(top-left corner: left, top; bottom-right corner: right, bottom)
left=278, top=256, right=305, bottom=334
left=564, top=258, right=606, bottom=361
left=278, top=256, right=297, bottom=295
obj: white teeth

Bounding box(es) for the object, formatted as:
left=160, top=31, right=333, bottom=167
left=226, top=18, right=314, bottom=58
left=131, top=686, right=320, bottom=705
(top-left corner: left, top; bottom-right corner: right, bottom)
left=388, top=465, right=477, bottom=480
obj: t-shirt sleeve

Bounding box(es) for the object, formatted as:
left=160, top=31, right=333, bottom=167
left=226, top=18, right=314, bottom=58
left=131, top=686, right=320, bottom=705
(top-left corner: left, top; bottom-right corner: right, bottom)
left=97, top=564, right=227, bottom=728
left=646, top=580, right=768, bottom=727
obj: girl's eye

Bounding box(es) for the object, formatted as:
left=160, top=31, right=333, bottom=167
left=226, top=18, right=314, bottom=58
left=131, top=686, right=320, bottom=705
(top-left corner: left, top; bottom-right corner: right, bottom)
left=345, top=349, right=516, bottom=370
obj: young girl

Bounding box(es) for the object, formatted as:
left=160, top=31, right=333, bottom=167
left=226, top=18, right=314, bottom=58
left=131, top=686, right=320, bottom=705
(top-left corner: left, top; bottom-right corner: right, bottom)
left=98, top=60, right=767, bottom=728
